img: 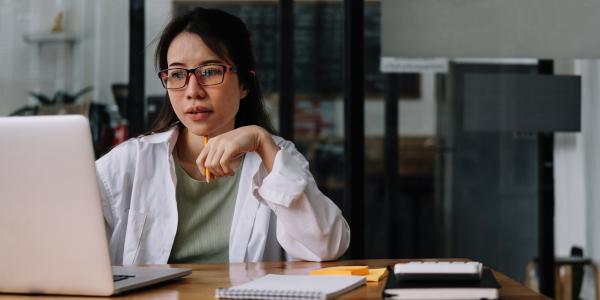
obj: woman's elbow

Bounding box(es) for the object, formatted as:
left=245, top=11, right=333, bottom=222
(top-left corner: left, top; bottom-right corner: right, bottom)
left=314, top=220, right=351, bottom=261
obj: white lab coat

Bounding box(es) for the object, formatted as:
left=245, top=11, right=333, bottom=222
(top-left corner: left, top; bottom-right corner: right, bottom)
left=95, top=126, right=350, bottom=265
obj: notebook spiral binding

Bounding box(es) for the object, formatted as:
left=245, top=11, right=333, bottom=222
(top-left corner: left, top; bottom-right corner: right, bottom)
left=215, top=288, right=326, bottom=300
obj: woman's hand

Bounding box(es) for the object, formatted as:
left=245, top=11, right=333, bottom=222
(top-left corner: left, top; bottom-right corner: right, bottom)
left=196, top=125, right=280, bottom=180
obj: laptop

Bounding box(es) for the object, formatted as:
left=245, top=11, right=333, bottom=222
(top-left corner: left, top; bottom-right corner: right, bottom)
left=0, top=115, right=191, bottom=296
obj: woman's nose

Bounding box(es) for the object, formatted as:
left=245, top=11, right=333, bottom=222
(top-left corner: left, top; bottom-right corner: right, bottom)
left=185, top=73, right=207, bottom=99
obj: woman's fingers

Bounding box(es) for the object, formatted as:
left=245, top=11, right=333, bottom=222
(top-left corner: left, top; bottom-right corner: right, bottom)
left=220, top=148, right=236, bottom=177
left=195, top=131, right=254, bottom=181
left=208, top=147, right=227, bottom=178
left=196, top=145, right=208, bottom=178
left=197, top=137, right=236, bottom=180
left=203, top=141, right=220, bottom=178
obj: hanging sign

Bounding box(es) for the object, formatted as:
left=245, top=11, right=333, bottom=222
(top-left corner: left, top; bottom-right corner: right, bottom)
left=380, top=57, right=448, bottom=73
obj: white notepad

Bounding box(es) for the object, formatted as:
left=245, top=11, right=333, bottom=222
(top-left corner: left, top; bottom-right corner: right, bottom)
left=215, top=274, right=366, bottom=300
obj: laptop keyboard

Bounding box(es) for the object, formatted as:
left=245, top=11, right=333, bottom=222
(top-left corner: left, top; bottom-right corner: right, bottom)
left=113, top=275, right=135, bottom=282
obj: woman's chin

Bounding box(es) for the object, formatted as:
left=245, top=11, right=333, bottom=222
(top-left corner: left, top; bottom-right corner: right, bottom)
left=187, top=127, right=211, bottom=137
left=181, top=117, right=235, bottom=138
left=181, top=122, right=210, bottom=137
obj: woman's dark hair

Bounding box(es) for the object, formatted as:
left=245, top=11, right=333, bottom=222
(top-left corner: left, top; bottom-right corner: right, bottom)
left=144, top=7, right=276, bottom=135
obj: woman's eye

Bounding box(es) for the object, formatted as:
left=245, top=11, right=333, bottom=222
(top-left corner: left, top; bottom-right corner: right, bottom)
left=171, top=71, right=186, bottom=79
left=201, top=69, right=221, bottom=76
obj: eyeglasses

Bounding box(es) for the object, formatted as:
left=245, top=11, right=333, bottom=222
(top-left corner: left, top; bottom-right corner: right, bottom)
left=158, top=64, right=238, bottom=89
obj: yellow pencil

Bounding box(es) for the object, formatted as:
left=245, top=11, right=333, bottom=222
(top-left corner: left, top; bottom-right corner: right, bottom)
left=204, top=135, right=210, bottom=183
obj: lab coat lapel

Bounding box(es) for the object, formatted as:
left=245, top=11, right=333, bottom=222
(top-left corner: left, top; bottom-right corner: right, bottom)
left=229, top=151, right=262, bottom=262
left=124, top=128, right=180, bottom=264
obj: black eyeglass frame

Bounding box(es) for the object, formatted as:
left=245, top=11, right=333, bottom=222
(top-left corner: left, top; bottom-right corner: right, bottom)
left=157, top=64, right=239, bottom=89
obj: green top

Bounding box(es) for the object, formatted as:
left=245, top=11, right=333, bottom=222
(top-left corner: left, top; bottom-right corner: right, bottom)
left=167, top=148, right=244, bottom=264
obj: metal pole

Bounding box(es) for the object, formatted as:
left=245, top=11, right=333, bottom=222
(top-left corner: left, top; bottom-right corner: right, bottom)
left=343, top=0, right=365, bottom=259
left=384, top=73, right=400, bottom=258
left=537, top=59, right=555, bottom=299
left=278, top=0, right=294, bottom=141
left=128, top=0, right=145, bottom=136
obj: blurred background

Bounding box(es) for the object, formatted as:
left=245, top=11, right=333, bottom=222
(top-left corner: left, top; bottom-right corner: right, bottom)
left=2, top=1, right=600, bottom=299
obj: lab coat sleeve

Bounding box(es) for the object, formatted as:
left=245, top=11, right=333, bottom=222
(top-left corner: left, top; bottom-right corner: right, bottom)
left=252, top=140, right=350, bottom=261
left=95, top=159, right=122, bottom=265
left=96, top=163, right=115, bottom=235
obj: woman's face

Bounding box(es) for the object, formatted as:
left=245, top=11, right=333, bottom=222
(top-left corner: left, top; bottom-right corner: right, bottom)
left=166, top=32, right=249, bottom=137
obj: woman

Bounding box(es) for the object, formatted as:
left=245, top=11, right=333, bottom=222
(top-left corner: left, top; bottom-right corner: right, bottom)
left=95, top=7, right=350, bottom=265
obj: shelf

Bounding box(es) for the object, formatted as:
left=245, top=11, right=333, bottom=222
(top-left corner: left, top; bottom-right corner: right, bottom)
left=23, top=33, right=76, bottom=50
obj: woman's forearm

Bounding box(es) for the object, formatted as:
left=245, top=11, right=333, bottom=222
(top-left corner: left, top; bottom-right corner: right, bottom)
left=254, top=127, right=280, bottom=173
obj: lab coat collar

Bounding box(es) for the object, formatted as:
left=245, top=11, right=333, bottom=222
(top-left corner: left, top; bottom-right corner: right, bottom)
left=139, top=123, right=180, bottom=145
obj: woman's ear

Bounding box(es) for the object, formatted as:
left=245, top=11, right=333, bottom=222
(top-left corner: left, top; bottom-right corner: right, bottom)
left=239, top=71, right=254, bottom=99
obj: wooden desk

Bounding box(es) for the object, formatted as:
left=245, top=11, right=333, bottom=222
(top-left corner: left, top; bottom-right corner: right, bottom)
left=0, top=259, right=548, bottom=300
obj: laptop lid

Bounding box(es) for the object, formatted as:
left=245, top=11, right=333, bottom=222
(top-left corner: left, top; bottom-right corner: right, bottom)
left=0, top=115, right=115, bottom=296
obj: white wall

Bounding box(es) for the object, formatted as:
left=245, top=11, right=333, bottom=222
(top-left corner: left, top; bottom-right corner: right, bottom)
left=145, top=0, right=172, bottom=100
left=554, top=59, right=600, bottom=300
left=554, top=60, right=586, bottom=258
left=578, top=60, right=600, bottom=300
left=0, top=0, right=128, bottom=117
left=382, top=0, right=600, bottom=59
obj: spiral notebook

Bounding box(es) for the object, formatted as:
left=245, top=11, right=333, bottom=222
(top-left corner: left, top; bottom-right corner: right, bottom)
left=215, top=274, right=366, bottom=300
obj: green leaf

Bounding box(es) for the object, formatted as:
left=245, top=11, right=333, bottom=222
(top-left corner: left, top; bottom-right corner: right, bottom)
left=53, top=92, right=64, bottom=104
left=72, top=86, right=94, bottom=101
left=63, top=95, right=76, bottom=104
left=9, top=105, right=34, bottom=116
left=29, top=92, right=52, bottom=105
left=54, top=91, right=67, bottom=104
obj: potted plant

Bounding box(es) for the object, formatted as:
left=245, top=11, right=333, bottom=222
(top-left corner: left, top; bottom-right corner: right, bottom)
left=9, top=86, right=93, bottom=116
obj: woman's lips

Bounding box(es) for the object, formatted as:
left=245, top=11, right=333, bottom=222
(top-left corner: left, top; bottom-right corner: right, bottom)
left=185, top=110, right=212, bottom=121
